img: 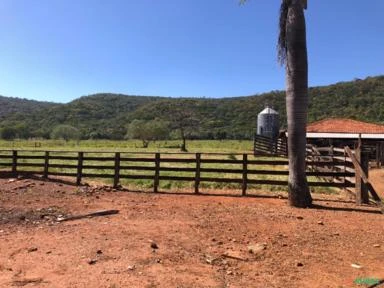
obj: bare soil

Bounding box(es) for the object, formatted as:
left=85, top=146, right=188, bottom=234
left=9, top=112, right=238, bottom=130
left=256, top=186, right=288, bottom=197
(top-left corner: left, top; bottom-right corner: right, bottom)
left=0, top=173, right=383, bottom=288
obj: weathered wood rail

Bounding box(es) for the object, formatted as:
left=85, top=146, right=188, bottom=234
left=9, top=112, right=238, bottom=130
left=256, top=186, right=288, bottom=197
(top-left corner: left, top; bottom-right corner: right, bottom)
left=306, top=144, right=382, bottom=205
left=345, top=146, right=382, bottom=205
left=306, top=145, right=355, bottom=183
left=0, top=150, right=355, bottom=195
left=254, top=134, right=287, bottom=157
left=306, top=145, right=356, bottom=196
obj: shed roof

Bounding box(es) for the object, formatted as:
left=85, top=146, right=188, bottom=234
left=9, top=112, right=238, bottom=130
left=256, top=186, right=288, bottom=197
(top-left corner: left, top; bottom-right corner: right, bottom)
left=306, top=118, right=384, bottom=134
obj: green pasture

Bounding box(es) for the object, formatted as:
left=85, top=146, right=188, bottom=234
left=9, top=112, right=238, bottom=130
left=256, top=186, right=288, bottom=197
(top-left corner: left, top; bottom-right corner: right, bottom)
left=0, top=139, right=254, bottom=153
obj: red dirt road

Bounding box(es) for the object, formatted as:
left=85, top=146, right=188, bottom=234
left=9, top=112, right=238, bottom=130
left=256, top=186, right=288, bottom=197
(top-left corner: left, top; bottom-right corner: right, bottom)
left=0, top=175, right=383, bottom=288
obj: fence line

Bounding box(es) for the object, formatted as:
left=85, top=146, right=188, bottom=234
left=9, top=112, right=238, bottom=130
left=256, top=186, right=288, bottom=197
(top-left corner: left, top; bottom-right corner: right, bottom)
left=0, top=150, right=355, bottom=195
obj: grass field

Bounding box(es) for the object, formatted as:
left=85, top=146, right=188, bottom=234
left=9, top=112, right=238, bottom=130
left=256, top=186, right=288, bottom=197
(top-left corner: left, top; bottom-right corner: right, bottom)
left=0, top=139, right=254, bottom=153
left=0, top=139, right=337, bottom=194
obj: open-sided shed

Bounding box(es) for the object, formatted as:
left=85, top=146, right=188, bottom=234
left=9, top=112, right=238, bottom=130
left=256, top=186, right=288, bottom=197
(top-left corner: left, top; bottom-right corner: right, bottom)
left=306, top=118, right=384, bottom=166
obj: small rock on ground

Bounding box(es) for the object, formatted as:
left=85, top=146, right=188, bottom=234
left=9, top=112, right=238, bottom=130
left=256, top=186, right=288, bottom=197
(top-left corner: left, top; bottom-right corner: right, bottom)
left=248, top=243, right=267, bottom=254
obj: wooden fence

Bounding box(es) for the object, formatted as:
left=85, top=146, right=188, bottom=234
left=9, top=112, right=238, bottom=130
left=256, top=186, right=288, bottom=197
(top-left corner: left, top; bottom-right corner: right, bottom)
left=0, top=149, right=355, bottom=195
left=254, top=134, right=287, bottom=157
left=306, top=144, right=383, bottom=205
left=306, top=145, right=355, bottom=186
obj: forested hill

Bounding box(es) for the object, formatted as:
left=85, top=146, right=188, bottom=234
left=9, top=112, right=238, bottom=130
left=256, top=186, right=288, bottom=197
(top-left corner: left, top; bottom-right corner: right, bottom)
left=0, top=96, right=57, bottom=120
left=0, top=75, right=383, bottom=140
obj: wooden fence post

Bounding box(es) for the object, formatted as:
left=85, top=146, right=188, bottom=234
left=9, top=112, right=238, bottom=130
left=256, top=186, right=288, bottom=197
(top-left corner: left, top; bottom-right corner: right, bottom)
left=376, top=142, right=384, bottom=168
left=195, top=153, right=201, bottom=194
left=343, top=148, right=347, bottom=189
left=113, top=152, right=120, bottom=188
left=355, top=147, right=369, bottom=205
left=242, top=154, right=248, bottom=196
left=381, top=142, right=384, bottom=167
left=154, top=153, right=160, bottom=193
left=12, top=150, right=17, bottom=177
left=43, top=151, right=49, bottom=179
left=345, top=146, right=381, bottom=203
left=355, top=145, right=361, bottom=204
left=376, top=143, right=380, bottom=168
left=360, top=152, right=369, bottom=204
left=76, top=152, right=83, bottom=185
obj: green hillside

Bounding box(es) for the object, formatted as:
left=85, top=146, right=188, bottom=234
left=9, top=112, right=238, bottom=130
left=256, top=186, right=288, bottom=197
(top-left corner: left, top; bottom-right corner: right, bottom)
left=0, top=96, right=57, bottom=120
left=0, top=75, right=383, bottom=140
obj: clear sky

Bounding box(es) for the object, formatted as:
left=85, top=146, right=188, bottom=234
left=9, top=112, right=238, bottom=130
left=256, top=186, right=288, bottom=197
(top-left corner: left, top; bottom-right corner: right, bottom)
left=0, top=0, right=383, bottom=103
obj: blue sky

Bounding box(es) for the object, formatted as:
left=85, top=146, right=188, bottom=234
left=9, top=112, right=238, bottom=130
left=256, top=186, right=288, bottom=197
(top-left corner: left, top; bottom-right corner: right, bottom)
left=0, top=0, right=383, bottom=103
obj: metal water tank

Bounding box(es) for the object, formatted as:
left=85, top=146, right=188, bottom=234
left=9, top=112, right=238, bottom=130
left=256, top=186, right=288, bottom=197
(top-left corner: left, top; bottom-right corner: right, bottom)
left=257, top=107, right=279, bottom=140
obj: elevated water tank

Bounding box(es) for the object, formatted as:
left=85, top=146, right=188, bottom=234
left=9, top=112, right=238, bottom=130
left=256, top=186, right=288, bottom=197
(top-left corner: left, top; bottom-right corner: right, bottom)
left=257, top=107, right=279, bottom=140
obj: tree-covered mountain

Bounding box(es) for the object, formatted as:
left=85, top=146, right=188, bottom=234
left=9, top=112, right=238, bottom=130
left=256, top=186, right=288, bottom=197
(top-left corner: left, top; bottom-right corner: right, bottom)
left=0, top=95, right=57, bottom=120
left=0, top=75, right=383, bottom=140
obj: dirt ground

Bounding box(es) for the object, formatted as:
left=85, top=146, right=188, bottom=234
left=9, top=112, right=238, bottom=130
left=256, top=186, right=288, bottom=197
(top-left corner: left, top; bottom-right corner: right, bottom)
left=0, top=171, right=383, bottom=288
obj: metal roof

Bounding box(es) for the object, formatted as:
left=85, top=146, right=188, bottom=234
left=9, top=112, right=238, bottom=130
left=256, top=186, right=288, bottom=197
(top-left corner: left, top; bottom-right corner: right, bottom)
left=259, top=107, right=278, bottom=115
left=283, top=131, right=384, bottom=139
left=306, top=133, right=384, bottom=139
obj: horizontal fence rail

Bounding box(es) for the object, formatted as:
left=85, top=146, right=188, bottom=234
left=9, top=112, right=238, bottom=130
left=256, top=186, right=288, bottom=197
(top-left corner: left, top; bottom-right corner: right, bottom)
left=306, top=144, right=356, bottom=196
left=0, top=149, right=355, bottom=195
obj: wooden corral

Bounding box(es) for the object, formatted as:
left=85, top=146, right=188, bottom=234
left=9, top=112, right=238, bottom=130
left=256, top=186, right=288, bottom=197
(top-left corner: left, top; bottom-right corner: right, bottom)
left=306, top=143, right=382, bottom=206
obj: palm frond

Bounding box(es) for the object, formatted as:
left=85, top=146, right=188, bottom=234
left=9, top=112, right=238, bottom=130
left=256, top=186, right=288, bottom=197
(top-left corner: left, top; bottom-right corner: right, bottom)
left=277, top=0, right=291, bottom=65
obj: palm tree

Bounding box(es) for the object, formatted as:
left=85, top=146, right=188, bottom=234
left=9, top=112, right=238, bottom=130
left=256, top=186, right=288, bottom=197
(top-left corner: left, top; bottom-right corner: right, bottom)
left=278, top=0, right=312, bottom=207
left=241, top=0, right=312, bottom=207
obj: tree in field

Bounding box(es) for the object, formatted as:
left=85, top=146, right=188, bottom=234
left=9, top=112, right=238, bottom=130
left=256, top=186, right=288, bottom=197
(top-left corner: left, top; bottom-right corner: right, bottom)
left=0, top=127, right=17, bottom=140
left=0, top=123, right=30, bottom=140
left=51, top=124, right=81, bottom=141
left=242, top=0, right=312, bottom=207
left=163, top=100, right=200, bottom=152
left=127, top=120, right=150, bottom=147
left=127, top=119, right=169, bottom=148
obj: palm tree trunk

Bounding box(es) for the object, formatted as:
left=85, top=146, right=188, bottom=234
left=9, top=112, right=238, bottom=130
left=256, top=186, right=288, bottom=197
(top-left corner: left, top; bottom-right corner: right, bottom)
left=285, top=0, right=312, bottom=207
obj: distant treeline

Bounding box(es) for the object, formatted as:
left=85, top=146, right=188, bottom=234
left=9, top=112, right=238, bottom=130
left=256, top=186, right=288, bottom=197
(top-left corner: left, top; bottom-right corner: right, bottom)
left=0, top=75, right=383, bottom=141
